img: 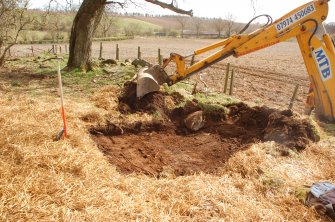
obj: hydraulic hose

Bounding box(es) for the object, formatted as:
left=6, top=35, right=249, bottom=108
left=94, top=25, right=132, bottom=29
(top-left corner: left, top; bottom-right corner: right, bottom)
left=300, top=19, right=318, bottom=47
left=239, top=14, right=273, bottom=34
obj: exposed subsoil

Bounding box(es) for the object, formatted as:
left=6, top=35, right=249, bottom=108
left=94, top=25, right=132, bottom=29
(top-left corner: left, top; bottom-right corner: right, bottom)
left=90, top=83, right=319, bottom=177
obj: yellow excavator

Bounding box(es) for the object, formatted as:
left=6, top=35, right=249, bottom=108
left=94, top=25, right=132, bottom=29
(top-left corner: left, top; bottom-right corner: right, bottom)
left=136, top=0, right=335, bottom=121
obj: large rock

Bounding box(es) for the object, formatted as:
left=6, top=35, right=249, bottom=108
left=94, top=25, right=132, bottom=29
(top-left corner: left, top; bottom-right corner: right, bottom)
left=184, top=110, right=205, bottom=131
left=101, top=59, right=117, bottom=65
left=131, top=59, right=151, bottom=67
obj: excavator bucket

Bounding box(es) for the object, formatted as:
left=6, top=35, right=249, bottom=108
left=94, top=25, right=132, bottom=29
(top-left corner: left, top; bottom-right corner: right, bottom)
left=136, top=65, right=170, bottom=98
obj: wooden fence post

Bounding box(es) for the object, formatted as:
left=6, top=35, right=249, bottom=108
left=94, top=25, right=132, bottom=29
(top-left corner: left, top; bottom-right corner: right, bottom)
left=31, top=46, right=34, bottom=56
left=59, top=46, right=62, bottom=54
left=137, top=46, right=141, bottom=59
left=158, top=48, right=162, bottom=65
left=116, top=44, right=119, bottom=60
left=229, top=69, right=235, bottom=95
left=191, top=82, right=198, bottom=95
left=224, top=63, right=230, bottom=93
left=289, top=85, right=299, bottom=109
left=99, top=42, right=103, bottom=59
left=190, top=55, right=195, bottom=66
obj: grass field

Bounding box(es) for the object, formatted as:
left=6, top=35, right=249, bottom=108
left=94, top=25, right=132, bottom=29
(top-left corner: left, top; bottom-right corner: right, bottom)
left=119, top=17, right=162, bottom=30
left=19, top=11, right=165, bottom=43
left=1, top=37, right=335, bottom=221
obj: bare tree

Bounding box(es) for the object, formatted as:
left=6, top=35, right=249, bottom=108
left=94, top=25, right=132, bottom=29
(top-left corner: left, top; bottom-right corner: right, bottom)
left=212, top=17, right=225, bottom=38
left=67, top=0, right=192, bottom=71
left=97, top=9, right=118, bottom=38
left=48, top=13, right=64, bottom=42
left=224, top=13, right=236, bottom=37
left=193, top=17, right=202, bottom=38
left=175, top=16, right=188, bottom=38
left=47, top=0, right=80, bottom=12
left=0, top=0, right=32, bottom=66
left=124, top=23, right=141, bottom=36
left=325, top=22, right=335, bottom=35
left=65, top=0, right=74, bottom=10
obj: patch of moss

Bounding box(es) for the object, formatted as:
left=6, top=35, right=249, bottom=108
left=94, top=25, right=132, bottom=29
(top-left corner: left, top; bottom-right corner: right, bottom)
left=308, top=117, right=330, bottom=140
left=11, top=80, right=21, bottom=87
left=162, top=81, right=194, bottom=96
left=294, top=186, right=310, bottom=203
left=193, top=92, right=238, bottom=113
left=261, top=173, right=285, bottom=192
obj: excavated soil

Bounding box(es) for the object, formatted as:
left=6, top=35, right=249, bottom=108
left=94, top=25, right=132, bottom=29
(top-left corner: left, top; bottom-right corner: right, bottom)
left=117, top=81, right=184, bottom=117
left=90, top=84, right=319, bottom=177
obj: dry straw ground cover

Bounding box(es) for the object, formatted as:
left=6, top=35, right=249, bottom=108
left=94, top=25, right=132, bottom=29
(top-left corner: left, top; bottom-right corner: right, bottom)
left=0, top=63, right=335, bottom=221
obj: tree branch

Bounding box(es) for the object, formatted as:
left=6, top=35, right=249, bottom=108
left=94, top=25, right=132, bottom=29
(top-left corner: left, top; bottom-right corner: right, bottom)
left=105, top=1, right=126, bottom=8
left=144, top=0, right=193, bottom=16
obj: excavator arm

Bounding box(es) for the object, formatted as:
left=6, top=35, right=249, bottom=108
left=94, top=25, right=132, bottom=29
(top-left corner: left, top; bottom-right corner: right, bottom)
left=136, top=0, right=335, bottom=121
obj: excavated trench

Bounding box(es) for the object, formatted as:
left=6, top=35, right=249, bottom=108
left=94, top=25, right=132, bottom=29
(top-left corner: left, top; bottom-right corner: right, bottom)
left=90, top=82, right=319, bottom=177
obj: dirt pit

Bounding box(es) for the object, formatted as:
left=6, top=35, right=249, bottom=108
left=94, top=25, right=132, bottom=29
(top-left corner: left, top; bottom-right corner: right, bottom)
left=90, top=83, right=319, bottom=177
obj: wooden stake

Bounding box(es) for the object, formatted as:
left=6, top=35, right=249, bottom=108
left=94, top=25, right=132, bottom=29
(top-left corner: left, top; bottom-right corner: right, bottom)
left=224, top=63, right=230, bottom=93
left=138, top=46, right=141, bottom=59
left=99, top=42, right=103, bottom=59
left=57, top=61, right=68, bottom=138
left=31, top=46, right=34, bottom=56
left=289, top=85, right=299, bottom=110
left=190, top=55, right=195, bottom=66
left=158, top=48, right=162, bottom=65
left=229, top=69, right=235, bottom=96
left=191, top=82, right=198, bottom=95
left=116, top=44, right=119, bottom=60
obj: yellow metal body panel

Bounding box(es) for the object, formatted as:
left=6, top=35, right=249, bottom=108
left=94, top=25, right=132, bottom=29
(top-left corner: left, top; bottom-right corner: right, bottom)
left=297, top=33, right=335, bottom=120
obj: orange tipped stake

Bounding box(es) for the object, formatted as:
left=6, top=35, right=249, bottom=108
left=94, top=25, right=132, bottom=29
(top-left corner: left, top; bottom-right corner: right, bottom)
left=57, top=61, right=68, bottom=138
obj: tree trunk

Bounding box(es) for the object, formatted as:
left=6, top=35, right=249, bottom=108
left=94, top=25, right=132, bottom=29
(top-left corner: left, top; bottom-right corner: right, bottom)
left=67, top=0, right=105, bottom=71
left=0, top=45, right=13, bottom=67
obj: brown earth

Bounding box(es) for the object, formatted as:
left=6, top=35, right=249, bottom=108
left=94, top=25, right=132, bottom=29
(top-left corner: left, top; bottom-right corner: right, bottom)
left=90, top=87, right=319, bottom=177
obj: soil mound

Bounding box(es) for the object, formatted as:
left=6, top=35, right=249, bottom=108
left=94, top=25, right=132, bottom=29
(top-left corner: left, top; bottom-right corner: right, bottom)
left=264, top=110, right=320, bottom=150
left=228, top=103, right=275, bottom=129
left=92, top=87, right=319, bottom=177
left=118, top=81, right=182, bottom=117
left=228, top=103, right=319, bottom=149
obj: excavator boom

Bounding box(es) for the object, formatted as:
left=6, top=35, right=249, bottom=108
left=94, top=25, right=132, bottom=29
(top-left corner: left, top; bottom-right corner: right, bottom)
left=137, top=0, right=335, bottom=121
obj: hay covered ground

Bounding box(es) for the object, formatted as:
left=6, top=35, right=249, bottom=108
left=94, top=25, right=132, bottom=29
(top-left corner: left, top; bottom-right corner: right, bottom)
left=1, top=40, right=335, bottom=221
